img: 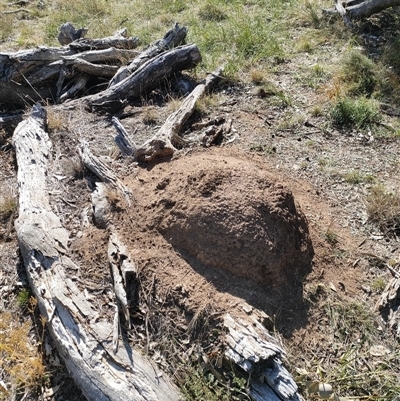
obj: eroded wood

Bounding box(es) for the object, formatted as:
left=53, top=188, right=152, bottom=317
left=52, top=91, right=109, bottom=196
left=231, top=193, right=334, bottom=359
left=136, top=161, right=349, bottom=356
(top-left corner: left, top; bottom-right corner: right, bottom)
left=224, top=313, right=302, bottom=401
left=75, top=43, right=202, bottom=112
left=13, top=104, right=182, bottom=401
left=132, top=65, right=224, bottom=161
left=108, top=23, right=187, bottom=87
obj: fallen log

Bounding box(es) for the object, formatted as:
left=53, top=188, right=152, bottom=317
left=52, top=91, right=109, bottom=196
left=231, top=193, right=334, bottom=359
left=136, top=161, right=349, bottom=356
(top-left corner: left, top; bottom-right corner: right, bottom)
left=376, top=274, right=400, bottom=339
left=0, top=25, right=193, bottom=109
left=78, top=140, right=131, bottom=201
left=114, top=65, right=223, bottom=161
left=0, top=45, right=139, bottom=106
left=60, top=24, right=139, bottom=51
left=108, top=23, right=187, bottom=87
left=73, top=43, right=202, bottom=112
left=324, top=0, right=400, bottom=20
left=12, top=104, right=182, bottom=401
left=224, top=313, right=303, bottom=401
left=112, top=116, right=137, bottom=156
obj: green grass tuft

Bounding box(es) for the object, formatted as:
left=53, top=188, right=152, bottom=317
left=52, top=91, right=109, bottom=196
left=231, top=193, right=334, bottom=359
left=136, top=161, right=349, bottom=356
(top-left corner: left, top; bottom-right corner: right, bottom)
left=342, top=51, right=377, bottom=96
left=330, top=97, right=381, bottom=129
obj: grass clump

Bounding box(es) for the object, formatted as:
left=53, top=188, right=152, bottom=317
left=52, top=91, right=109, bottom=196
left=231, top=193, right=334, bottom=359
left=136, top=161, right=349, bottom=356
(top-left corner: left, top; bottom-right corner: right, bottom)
left=181, top=362, right=248, bottom=401
left=330, top=97, right=381, bottom=129
left=366, top=184, right=400, bottom=235
left=0, top=13, right=13, bottom=42
left=0, top=310, right=45, bottom=397
left=198, top=1, right=226, bottom=21
left=342, top=170, right=375, bottom=185
left=327, top=300, right=376, bottom=344
left=0, top=196, right=17, bottom=224
left=342, top=51, right=377, bottom=96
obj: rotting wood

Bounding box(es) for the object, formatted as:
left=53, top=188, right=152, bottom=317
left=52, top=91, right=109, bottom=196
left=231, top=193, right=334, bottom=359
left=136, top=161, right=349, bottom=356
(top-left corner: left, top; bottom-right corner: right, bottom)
left=0, top=24, right=190, bottom=109
left=12, top=104, right=182, bottom=401
left=223, top=313, right=303, bottom=401
left=58, top=22, right=88, bottom=45
left=90, top=182, right=137, bottom=356
left=125, top=65, right=224, bottom=161
left=324, top=0, right=400, bottom=19
left=0, top=45, right=138, bottom=106
left=67, top=27, right=139, bottom=51
left=25, top=47, right=139, bottom=88
left=108, top=23, right=187, bottom=87
left=72, top=58, right=119, bottom=78
left=112, top=116, right=137, bottom=156
left=0, top=111, right=24, bottom=131
left=73, top=43, right=202, bottom=112
left=108, top=229, right=135, bottom=329
left=78, top=140, right=131, bottom=201
left=58, top=74, right=89, bottom=103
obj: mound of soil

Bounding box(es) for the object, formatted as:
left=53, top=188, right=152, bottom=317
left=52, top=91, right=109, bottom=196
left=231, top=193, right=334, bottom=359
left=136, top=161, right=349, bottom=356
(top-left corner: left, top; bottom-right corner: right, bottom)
left=129, top=152, right=314, bottom=288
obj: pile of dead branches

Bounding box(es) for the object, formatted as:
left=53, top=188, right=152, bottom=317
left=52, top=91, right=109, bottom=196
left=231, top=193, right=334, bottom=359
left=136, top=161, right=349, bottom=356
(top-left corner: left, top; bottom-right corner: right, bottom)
left=0, top=23, right=198, bottom=111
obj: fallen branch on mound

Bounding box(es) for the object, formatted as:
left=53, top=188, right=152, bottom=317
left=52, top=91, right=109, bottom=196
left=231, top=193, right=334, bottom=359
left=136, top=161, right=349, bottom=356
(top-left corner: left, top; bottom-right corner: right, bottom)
left=12, top=104, right=181, bottom=401
left=112, top=65, right=224, bottom=161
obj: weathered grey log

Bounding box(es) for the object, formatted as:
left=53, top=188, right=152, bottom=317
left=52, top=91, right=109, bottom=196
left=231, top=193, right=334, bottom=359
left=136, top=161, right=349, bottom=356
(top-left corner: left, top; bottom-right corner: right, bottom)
left=325, top=0, right=400, bottom=19
left=132, top=65, right=224, bottom=161
left=26, top=48, right=138, bottom=87
left=12, top=104, right=182, bottom=401
left=108, top=23, right=187, bottom=87
left=73, top=58, right=119, bottom=77
left=59, top=74, right=89, bottom=103
left=78, top=140, right=131, bottom=200
left=108, top=231, right=136, bottom=329
left=223, top=313, right=303, bottom=401
left=0, top=111, right=24, bottom=131
left=112, top=116, right=137, bottom=156
left=376, top=274, right=400, bottom=338
left=0, top=47, right=74, bottom=82
left=91, top=183, right=137, bottom=354
left=72, top=44, right=202, bottom=112
left=0, top=46, right=139, bottom=106
left=58, top=22, right=88, bottom=45
left=69, top=28, right=139, bottom=51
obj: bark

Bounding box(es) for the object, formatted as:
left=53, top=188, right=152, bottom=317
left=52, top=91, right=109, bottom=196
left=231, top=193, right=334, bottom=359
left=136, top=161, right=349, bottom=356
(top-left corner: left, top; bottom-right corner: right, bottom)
left=118, top=65, right=224, bottom=162
left=332, top=0, right=400, bottom=19
left=78, top=140, right=131, bottom=201
left=224, top=313, right=303, bottom=401
left=112, top=116, right=137, bottom=156
left=0, top=46, right=139, bottom=106
left=12, top=104, right=182, bottom=401
left=108, top=23, right=187, bottom=87
left=0, top=24, right=190, bottom=109
left=68, top=27, right=139, bottom=51
left=74, top=43, right=202, bottom=112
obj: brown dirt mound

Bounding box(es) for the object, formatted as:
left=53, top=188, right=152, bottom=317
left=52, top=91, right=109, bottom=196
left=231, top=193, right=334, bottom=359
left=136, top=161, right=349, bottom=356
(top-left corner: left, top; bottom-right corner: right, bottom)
left=126, top=152, right=314, bottom=288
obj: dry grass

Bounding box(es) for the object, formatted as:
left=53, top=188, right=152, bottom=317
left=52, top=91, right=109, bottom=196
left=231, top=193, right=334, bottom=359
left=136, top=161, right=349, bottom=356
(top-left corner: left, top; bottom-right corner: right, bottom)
left=0, top=195, right=17, bottom=224
left=366, top=184, right=400, bottom=235
left=0, top=305, right=45, bottom=399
